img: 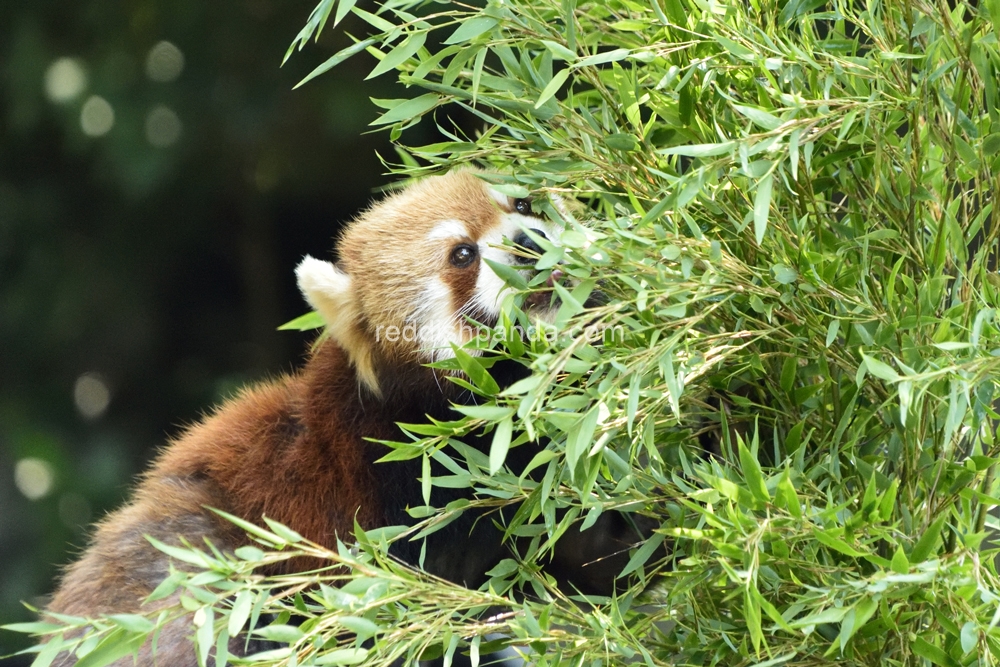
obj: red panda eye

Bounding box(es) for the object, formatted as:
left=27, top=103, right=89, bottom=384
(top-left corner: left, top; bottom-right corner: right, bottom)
left=513, top=198, right=533, bottom=215
left=450, top=244, right=478, bottom=268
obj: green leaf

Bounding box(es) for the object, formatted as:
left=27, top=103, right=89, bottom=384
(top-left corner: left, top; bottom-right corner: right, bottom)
left=338, top=616, right=380, bottom=640
left=146, top=571, right=185, bottom=602
left=619, top=531, right=665, bottom=576
left=535, top=68, right=570, bottom=109
left=541, top=40, right=576, bottom=61
left=898, top=380, right=912, bottom=427
left=750, top=585, right=795, bottom=633
left=29, top=639, right=64, bottom=667
left=890, top=546, right=908, bottom=574
left=145, top=537, right=213, bottom=567
left=350, top=7, right=396, bottom=32
left=228, top=590, right=255, bottom=637
left=277, top=310, right=325, bottom=331
left=367, top=32, right=427, bottom=80
left=565, top=407, right=600, bottom=475
left=453, top=404, right=515, bottom=421
left=775, top=468, right=801, bottom=517
left=195, top=607, right=214, bottom=666
left=825, top=319, right=840, bottom=347
left=235, top=545, right=264, bottom=562
left=489, top=416, right=513, bottom=475
left=253, top=624, right=304, bottom=644
left=605, top=133, right=638, bottom=151
left=488, top=182, right=531, bottom=198
left=107, top=615, right=154, bottom=634
left=984, top=133, right=1000, bottom=155
left=910, top=513, right=947, bottom=562
left=575, top=48, right=630, bottom=67
left=837, top=598, right=877, bottom=651
left=263, top=517, right=303, bottom=542
left=860, top=352, right=900, bottom=382
left=912, top=636, right=959, bottom=667
left=451, top=346, right=500, bottom=395
left=483, top=257, right=529, bottom=290
left=738, top=435, right=770, bottom=503
left=745, top=588, right=763, bottom=653
left=443, top=17, right=498, bottom=45
left=772, top=263, right=797, bottom=284
left=733, top=104, right=782, bottom=131
left=207, top=508, right=284, bottom=544
left=878, top=479, right=899, bottom=521
left=658, top=141, right=737, bottom=157
left=715, top=36, right=754, bottom=59
left=960, top=621, right=978, bottom=654
left=1, top=622, right=63, bottom=634
left=660, top=348, right=682, bottom=417
left=753, top=171, right=773, bottom=245
left=295, top=37, right=379, bottom=88
left=73, top=629, right=146, bottom=667
left=779, top=356, right=796, bottom=392
left=987, top=0, right=1000, bottom=44
left=370, top=94, right=440, bottom=126
left=789, top=606, right=849, bottom=628
left=814, top=529, right=866, bottom=558
left=421, top=452, right=432, bottom=505
left=333, top=0, right=358, bottom=26
left=626, top=372, right=640, bottom=435
left=315, top=648, right=370, bottom=665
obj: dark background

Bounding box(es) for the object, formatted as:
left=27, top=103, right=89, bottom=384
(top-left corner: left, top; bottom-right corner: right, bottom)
left=0, top=1, right=413, bottom=661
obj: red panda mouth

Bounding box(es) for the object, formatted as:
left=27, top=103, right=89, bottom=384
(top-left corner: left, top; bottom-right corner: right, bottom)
left=523, top=269, right=565, bottom=310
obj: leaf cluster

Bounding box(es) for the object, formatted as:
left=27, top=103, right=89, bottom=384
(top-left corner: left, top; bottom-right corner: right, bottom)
left=12, top=0, right=1000, bottom=665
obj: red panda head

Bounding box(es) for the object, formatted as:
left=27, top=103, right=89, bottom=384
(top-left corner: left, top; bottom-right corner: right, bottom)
left=295, top=169, right=564, bottom=396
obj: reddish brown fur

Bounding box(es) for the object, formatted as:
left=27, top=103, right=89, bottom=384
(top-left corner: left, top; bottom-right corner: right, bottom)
left=47, top=340, right=426, bottom=665
left=47, top=171, right=521, bottom=660
left=44, top=171, right=653, bottom=667
left=335, top=170, right=511, bottom=362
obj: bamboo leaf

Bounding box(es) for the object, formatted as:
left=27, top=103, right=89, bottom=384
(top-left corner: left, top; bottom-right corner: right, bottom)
left=535, top=68, right=570, bottom=109
left=733, top=104, right=782, bottom=131
left=489, top=416, right=513, bottom=475
left=295, top=37, right=379, bottom=88
left=370, top=93, right=440, bottom=126
left=443, top=17, right=498, bottom=45
left=658, top=141, right=737, bottom=157
left=910, top=514, right=947, bottom=562
left=738, top=434, right=770, bottom=503
left=367, top=32, right=427, bottom=80
left=753, top=171, right=773, bottom=245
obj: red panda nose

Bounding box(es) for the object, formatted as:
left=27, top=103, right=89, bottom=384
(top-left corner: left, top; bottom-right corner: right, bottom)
left=513, top=229, right=547, bottom=260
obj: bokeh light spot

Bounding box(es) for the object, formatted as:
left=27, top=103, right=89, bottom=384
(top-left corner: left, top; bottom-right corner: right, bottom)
left=44, top=58, right=87, bottom=103
left=80, top=96, right=115, bottom=137
left=145, top=41, right=185, bottom=83
left=14, top=458, right=55, bottom=501
left=145, top=106, right=183, bottom=147
left=74, top=373, right=111, bottom=419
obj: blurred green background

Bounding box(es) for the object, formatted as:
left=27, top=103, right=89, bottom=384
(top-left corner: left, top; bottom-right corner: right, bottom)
left=0, top=2, right=411, bottom=661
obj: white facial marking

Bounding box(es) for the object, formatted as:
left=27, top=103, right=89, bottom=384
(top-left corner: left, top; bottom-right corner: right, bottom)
left=426, top=218, right=469, bottom=242
left=487, top=187, right=510, bottom=210
left=413, top=276, right=462, bottom=360
left=472, top=225, right=511, bottom=319
left=413, top=193, right=566, bottom=363
left=470, top=212, right=562, bottom=323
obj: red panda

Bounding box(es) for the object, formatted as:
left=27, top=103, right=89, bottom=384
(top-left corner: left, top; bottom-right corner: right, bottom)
left=45, top=169, right=651, bottom=666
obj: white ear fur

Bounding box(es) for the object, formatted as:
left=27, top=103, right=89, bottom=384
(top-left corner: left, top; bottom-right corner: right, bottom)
left=295, top=256, right=380, bottom=396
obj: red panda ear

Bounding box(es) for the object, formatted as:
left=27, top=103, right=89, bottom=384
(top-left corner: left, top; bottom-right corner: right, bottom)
left=295, top=256, right=380, bottom=395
